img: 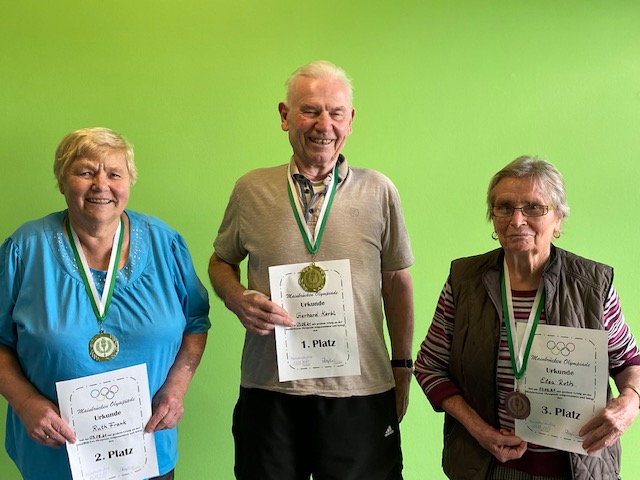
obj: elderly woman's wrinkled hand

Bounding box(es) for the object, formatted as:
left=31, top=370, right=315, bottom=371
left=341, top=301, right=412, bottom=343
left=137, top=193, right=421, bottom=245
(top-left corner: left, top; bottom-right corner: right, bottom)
left=17, top=394, right=76, bottom=447
left=479, top=427, right=528, bottom=463
left=146, top=386, right=186, bottom=433
left=579, top=392, right=639, bottom=455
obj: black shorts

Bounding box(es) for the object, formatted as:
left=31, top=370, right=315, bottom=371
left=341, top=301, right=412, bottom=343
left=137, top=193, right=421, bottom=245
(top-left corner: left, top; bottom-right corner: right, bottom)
left=233, top=387, right=403, bottom=480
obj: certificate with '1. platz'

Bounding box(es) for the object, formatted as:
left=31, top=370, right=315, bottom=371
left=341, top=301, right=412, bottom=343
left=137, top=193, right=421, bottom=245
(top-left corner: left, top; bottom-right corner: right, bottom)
left=56, top=363, right=159, bottom=480
left=270, top=259, right=361, bottom=382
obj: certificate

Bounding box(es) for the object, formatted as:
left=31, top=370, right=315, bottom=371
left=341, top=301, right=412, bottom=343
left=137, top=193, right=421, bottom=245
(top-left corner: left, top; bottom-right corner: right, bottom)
left=269, top=259, right=361, bottom=382
left=56, top=364, right=159, bottom=480
left=514, top=324, right=608, bottom=454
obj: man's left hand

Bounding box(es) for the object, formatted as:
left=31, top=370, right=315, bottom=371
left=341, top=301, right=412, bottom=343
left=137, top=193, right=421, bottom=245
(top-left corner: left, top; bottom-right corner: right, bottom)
left=393, top=366, right=412, bottom=422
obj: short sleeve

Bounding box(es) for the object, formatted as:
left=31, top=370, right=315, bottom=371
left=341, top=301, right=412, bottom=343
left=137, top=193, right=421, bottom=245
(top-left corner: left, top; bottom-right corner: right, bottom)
left=172, top=233, right=211, bottom=334
left=0, top=238, right=22, bottom=347
left=380, top=180, right=414, bottom=272
left=213, top=181, right=248, bottom=265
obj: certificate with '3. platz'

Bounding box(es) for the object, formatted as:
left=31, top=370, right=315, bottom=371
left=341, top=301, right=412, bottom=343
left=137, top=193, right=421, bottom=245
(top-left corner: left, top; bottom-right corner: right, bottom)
left=514, top=324, right=608, bottom=454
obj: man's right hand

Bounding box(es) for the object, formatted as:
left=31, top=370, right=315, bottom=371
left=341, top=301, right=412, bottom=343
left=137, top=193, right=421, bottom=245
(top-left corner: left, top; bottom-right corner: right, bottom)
left=236, top=290, right=294, bottom=335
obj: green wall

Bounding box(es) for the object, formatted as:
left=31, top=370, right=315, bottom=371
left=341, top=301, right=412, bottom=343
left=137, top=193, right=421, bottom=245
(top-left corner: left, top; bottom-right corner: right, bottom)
left=1, top=1, right=639, bottom=478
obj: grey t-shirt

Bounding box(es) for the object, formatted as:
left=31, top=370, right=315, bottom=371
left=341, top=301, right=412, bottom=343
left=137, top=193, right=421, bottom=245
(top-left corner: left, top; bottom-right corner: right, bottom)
left=214, top=157, right=414, bottom=397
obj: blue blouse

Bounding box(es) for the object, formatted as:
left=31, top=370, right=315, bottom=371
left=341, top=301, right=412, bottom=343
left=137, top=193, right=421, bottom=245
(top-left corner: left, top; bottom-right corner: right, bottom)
left=0, top=210, right=211, bottom=479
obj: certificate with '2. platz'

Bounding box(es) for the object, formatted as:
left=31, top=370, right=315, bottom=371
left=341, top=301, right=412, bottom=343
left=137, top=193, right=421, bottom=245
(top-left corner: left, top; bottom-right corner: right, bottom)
left=56, top=364, right=159, bottom=480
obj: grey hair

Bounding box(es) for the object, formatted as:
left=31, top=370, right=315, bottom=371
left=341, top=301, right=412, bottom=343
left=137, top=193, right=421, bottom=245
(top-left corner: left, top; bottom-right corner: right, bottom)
left=284, top=60, right=353, bottom=106
left=486, top=155, right=569, bottom=225
left=54, top=127, right=137, bottom=190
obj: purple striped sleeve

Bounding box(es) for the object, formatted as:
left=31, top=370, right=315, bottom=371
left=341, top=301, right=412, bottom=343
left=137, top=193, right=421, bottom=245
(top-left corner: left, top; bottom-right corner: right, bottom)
left=414, top=277, right=462, bottom=410
left=604, top=285, right=640, bottom=376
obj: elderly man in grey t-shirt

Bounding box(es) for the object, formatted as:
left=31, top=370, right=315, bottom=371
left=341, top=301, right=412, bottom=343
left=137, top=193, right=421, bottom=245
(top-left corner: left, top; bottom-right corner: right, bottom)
left=209, top=60, right=415, bottom=480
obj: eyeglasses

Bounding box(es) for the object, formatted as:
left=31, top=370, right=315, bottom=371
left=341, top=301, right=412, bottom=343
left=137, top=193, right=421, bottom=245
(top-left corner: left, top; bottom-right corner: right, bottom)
left=491, top=204, right=553, bottom=217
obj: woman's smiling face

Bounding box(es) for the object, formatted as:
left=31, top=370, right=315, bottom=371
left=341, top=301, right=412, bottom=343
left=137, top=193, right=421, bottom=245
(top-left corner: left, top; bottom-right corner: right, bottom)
left=61, top=150, right=131, bottom=228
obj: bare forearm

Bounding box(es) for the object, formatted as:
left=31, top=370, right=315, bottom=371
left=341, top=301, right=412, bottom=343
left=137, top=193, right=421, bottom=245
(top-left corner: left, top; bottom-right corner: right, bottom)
left=382, top=269, right=414, bottom=359
left=614, top=365, right=640, bottom=404
left=145, top=332, right=208, bottom=432
left=208, top=252, right=245, bottom=314
left=382, top=269, right=414, bottom=421
left=160, top=333, right=208, bottom=397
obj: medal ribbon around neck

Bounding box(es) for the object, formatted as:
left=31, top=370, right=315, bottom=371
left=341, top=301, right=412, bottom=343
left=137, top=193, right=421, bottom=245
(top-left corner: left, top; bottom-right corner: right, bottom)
left=501, top=258, right=545, bottom=382
left=287, top=162, right=338, bottom=255
left=66, top=216, right=124, bottom=330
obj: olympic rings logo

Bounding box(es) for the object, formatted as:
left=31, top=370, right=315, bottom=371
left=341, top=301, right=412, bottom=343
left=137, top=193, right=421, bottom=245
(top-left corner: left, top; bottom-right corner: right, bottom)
left=546, top=341, right=575, bottom=357
left=90, top=385, right=120, bottom=401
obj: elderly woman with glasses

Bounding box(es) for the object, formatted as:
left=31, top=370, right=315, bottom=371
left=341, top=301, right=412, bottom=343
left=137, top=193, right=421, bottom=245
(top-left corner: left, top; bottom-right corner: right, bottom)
left=414, top=156, right=640, bottom=480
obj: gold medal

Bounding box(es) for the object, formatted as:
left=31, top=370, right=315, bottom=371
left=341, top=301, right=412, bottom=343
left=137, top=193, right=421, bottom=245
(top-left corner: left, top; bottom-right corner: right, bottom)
left=299, top=264, right=326, bottom=292
left=504, top=391, right=531, bottom=419
left=89, top=332, right=119, bottom=361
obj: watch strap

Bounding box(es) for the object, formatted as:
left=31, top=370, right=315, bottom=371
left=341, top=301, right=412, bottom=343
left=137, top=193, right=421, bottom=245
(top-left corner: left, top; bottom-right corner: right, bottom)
left=391, top=359, right=413, bottom=368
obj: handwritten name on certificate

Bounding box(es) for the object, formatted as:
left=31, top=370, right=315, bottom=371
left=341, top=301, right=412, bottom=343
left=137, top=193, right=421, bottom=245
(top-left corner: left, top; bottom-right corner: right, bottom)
left=515, top=324, right=608, bottom=454
left=269, top=259, right=361, bottom=382
left=56, top=364, right=159, bottom=480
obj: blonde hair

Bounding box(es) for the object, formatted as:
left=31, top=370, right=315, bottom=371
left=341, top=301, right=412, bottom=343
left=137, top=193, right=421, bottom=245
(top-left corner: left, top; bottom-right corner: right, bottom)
left=54, top=127, right=137, bottom=190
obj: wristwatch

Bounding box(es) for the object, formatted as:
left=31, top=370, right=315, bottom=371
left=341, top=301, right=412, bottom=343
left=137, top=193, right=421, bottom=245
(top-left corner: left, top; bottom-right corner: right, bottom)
left=391, top=359, right=413, bottom=368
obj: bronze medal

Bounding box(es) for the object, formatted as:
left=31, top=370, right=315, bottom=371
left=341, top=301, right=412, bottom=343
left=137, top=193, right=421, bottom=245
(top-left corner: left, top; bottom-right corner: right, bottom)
left=299, top=264, right=326, bottom=292
left=504, top=391, right=531, bottom=419
left=89, top=332, right=119, bottom=361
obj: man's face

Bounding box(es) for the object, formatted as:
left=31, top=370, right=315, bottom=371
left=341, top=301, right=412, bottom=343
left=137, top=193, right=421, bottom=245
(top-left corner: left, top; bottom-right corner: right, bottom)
left=279, top=76, right=354, bottom=177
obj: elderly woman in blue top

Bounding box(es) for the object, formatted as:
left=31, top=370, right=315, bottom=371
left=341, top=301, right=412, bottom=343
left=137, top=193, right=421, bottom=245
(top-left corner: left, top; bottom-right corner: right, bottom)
left=0, top=127, right=210, bottom=480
